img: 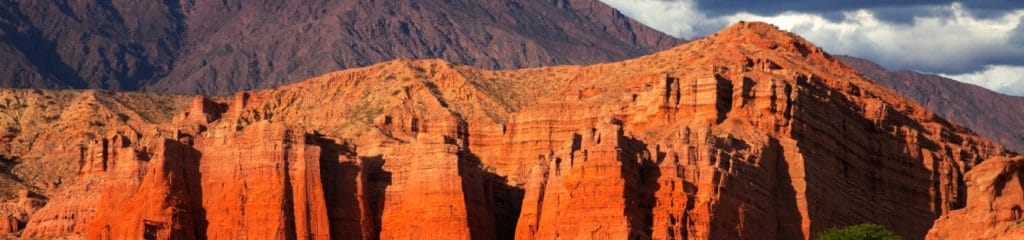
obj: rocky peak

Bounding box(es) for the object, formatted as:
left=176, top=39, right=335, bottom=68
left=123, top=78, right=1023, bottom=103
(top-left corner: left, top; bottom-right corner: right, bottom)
left=691, top=22, right=841, bottom=72
left=712, top=22, right=819, bottom=52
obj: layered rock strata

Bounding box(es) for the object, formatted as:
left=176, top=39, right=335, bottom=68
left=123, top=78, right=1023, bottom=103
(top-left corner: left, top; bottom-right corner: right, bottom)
left=0, top=22, right=1017, bottom=239
left=927, top=156, right=1024, bottom=239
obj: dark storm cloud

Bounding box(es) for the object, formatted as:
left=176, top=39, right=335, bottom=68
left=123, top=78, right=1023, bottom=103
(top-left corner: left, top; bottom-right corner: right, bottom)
left=694, top=0, right=1024, bottom=20
left=695, top=0, right=941, bottom=16
left=870, top=5, right=956, bottom=24
left=1013, top=17, right=1024, bottom=46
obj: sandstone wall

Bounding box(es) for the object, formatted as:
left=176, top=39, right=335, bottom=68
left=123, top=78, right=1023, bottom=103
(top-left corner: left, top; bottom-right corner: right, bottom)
left=7, top=22, right=1021, bottom=240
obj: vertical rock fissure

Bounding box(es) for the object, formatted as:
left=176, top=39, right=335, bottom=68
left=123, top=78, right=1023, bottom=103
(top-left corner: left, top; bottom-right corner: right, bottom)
left=184, top=142, right=208, bottom=239
left=714, top=74, right=734, bottom=124
left=282, top=138, right=298, bottom=240
left=316, top=138, right=365, bottom=240
left=771, top=137, right=804, bottom=239
left=622, top=136, right=659, bottom=239
left=458, top=149, right=495, bottom=240
left=359, top=155, right=389, bottom=239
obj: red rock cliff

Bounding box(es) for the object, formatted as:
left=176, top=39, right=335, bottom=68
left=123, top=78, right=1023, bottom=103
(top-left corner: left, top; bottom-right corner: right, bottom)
left=2, top=22, right=1018, bottom=239
left=927, top=156, right=1024, bottom=239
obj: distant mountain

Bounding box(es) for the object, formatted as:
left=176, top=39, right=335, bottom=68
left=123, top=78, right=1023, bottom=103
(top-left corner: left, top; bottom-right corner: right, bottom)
left=839, top=56, right=1024, bottom=152
left=0, top=0, right=682, bottom=94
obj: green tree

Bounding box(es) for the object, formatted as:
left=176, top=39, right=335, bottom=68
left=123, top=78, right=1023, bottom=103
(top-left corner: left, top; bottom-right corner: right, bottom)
left=817, top=223, right=902, bottom=240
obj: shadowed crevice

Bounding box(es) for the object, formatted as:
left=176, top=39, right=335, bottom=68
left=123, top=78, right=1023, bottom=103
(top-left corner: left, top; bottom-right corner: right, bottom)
left=621, top=134, right=660, bottom=239
left=459, top=149, right=524, bottom=240
left=314, top=137, right=366, bottom=240
left=360, top=155, right=390, bottom=240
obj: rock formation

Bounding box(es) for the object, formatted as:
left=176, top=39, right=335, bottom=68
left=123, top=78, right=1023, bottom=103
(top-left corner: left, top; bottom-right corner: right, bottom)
left=927, top=156, right=1024, bottom=239
left=0, top=22, right=1017, bottom=239
left=86, top=136, right=201, bottom=240
left=194, top=123, right=330, bottom=239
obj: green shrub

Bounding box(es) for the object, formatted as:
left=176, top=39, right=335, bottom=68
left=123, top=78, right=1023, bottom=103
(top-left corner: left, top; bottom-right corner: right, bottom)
left=817, top=223, right=902, bottom=240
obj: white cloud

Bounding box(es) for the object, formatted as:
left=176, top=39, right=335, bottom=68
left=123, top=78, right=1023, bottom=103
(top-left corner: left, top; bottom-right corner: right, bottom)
left=599, top=0, right=725, bottom=38
left=941, top=65, right=1024, bottom=96
left=722, top=4, right=1024, bottom=73
left=599, top=0, right=1024, bottom=96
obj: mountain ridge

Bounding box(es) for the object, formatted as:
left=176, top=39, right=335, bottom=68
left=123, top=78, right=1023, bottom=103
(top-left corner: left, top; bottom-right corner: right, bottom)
left=838, top=55, right=1024, bottom=153
left=0, top=0, right=682, bottom=94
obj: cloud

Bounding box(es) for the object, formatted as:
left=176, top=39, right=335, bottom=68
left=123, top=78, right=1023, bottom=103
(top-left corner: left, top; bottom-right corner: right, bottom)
left=599, top=0, right=1024, bottom=96
left=691, top=1, right=1021, bottom=21
left=941, top=65, right=1024, bottom=96
left=597, top=0, right=725, bottom=39
left=694, top=0, right=946, bottom=17
left=1013, top=17, right=1024, bottom=46
left=723, top=4, right=1024, bottom=74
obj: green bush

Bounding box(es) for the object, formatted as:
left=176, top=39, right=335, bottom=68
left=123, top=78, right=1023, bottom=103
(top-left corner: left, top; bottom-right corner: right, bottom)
left=817, top=223, right=902, bottom=240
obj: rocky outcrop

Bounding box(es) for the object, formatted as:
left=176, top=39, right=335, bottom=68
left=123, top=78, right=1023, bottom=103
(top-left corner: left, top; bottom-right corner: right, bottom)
left=2, top=22, right=1019, bottom=239
left=0, top=190, right=45, bottom=235
left=5, top=90, right=191, bottom=239
left=79, top=122, right=334, bottom=239
left=927, top=156, right=1024, bottom=239
left=196, top=122, right=330, bottom=239
left=376, top=134, right=480, bottom=239
left=514, top=122, right=647, bottom=239
left=87, top=137, right=200, bottom=239
left=19, top=177, right=100, bottom=239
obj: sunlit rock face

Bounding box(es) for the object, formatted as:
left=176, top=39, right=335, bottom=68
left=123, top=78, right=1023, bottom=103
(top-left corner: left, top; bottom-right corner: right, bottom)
left=2, top=22, right=1017, bottom=239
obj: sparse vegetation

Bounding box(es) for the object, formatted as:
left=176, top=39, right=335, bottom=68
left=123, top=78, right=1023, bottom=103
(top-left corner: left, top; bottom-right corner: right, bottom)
left=350, top=90, right=382, bottom=123
left=43, top=115, right=60, bottom=123
left=817, top=223, right=902, bottom=240
left=89, top=120, right=106, bottom=127
left=116, top=113, right=130, bottom=123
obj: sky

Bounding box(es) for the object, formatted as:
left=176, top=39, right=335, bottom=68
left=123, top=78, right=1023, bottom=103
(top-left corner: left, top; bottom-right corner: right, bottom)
left=599, top=0, right=1024, bottom=96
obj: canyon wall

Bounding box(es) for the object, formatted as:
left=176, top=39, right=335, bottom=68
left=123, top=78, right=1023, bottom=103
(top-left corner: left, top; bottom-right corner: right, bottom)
left=0, top=22, right=1018, bottom=239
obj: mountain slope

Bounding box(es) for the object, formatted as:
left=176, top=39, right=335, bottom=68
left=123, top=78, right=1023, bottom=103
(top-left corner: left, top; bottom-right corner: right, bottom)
left=839, top=56, right=1024, bottom=153
left=0, top=0, right=682, bottom=94
left=0, top=22, right=1017, bottom=239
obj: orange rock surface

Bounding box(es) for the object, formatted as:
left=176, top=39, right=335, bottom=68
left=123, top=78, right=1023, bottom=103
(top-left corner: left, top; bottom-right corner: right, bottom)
left=87, top=137, right=200, bottom=239
left=196, top=122, right=330, bottom=239
left=926, top=156, right=1024, bottom=239
left=0, top=22, right=1017, bottom=239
